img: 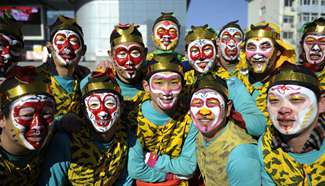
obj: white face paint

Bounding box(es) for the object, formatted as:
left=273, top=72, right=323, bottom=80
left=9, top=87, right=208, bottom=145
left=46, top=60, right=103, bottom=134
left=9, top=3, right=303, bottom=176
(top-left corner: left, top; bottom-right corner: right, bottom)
left=246, top=37, right=275, bottom=73
left=149, top=72, right=182, bottom=110
left=52, top=29, right=83, bottom=66
left=267, top=84, right=318, bottom=135
left=303, top=34, right=325, bottom=65
left=84, top=92, right=121, bottom=133
left=190, top=89, right=226, bottom=134
left=10, top=94, right=55, bottom=150
left=187, top=39, right=216, bottom=73
left=219, top=27, right=243, bottom=61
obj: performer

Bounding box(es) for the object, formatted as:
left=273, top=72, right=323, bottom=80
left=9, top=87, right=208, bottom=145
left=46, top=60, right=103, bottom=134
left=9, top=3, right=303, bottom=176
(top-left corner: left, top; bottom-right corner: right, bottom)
left=128, top=53, right=197, bottom=186
left=217, top=20, right=244, bottom=73
left=0, top=13, right=24, bottom=83
left=185, top=25, right=266, bottom=137
left=39, top=70, right=130, bottom=185
left=258, top=64, right=325, bottom=185
left=0, top=68, right=55, bottom=185
left=109, top=23, right=147, bottom=103
left=191, top=73, right=260, bottom=186
left=234, top=22, right=296, bottom=124
left=299, top=17, right=325, bottom=94
left=147, top=12, right=183, bottom=61
left=37, top=15, right=90, bottom=118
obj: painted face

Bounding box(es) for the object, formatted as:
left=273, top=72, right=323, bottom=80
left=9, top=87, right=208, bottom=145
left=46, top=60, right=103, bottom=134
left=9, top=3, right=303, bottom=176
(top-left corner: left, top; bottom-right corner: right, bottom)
left=188, top=39, right=216, bottom=73
left=52, top=30, right=83, bottom=66
left=9, top=95, right=55, bottom=150
left=113, top=43, right=145, bottom=81
left=246, top=37, right=276, bottom=74
left=149, top=72, right=182, bottom=111
left=267, top=85, right=318, bottom=135
left=303, top=34, right=325, bottom=65
left=190, top=89, right=226, bottom=134
left=84, top=92, right=121, bottom=133
left=153, top=20, right=179, bottom=51
left=0, top=33, right=22, bottom=76
left=219, top=27, right=243, bottom=61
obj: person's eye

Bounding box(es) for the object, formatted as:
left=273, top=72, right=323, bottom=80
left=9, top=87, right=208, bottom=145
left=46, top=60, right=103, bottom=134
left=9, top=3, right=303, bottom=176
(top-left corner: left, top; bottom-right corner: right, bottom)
left=305, top=37, right=316, bottom=45
left=130, top=50, right=141, bottom=58
left=171, top=79, right=180, bottom=85
left=290, top=96, right=305, bottom=104
left=153, top=80, right=163, bottom=85
left=117, top=51, right=127, bottom=58
left=246, top=43, right=256, bottom=50
left=268, top=95, right=279, bottom=104
left=191, top=99, right=204, bottom=107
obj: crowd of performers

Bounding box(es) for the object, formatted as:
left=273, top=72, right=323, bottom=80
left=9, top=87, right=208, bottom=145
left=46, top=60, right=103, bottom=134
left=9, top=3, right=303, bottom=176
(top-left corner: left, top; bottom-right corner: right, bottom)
left=0, top=11, right=324, bottom=186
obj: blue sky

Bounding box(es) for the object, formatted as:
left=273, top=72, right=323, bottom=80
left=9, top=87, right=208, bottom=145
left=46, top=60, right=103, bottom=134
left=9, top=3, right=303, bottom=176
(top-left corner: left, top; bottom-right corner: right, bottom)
left=186, top=0, right=248, bottom=31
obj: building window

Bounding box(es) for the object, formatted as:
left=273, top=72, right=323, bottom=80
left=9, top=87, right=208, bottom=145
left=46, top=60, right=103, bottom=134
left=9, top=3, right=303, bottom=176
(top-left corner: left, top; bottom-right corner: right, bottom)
left=322, top=0, right=325, bottom=5
left=283, top=32, right=294, bottom=39
left=303, top=12, right=310, bottom=21
left=303, top=0, right=311, bottom=4
left=312, top=0, right=318, bottom=5
left=285, top=0, right=294, bottom=6
left=260, top=6, right=266, bottom=16
left=321, top=13, right=325, bottom=19
left=283, top=15, right=294, bottom=23
left=311, top=13, right=319, bottom=20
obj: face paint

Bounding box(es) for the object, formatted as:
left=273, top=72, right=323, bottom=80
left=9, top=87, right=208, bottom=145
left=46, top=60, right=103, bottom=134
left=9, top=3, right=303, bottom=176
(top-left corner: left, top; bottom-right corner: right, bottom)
left=219, top=27, right=243, bottom=61
left=153, top=20, right=179, bottom=51
left=246, top=37, right=276, bottom=73
left=10, top=95, right=55, bottom=150
left=52, top=30, right=83, bottom=66
left=303, top=34, right=325, bottom=65
left=190, top=89, right=226, bottom=134
left=267, top=85, right=318, bottom=135
left=0, top=33, right=22, bottom=76
left=113, top=43, right=145, bottom=80
left=149, top=72, right=182, bottom=110
left=187, top=39, right=216, bottom=73
left=84, top=92, right=121, bottom=133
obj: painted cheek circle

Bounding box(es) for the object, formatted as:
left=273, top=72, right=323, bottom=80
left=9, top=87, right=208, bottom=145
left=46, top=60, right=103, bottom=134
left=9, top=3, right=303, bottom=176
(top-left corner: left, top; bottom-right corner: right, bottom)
left=13, top=102, right=54, bottom=127
left=114, top=46, right=143, bottom=67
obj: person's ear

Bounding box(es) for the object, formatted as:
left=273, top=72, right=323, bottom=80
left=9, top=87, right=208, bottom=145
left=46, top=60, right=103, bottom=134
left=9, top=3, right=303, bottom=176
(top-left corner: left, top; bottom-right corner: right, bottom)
left=46, top=41, right=54, bottom=53
left=81, top=44, right=87, bottom=56
left=216, top=38, right=221, bottom=46
left=143, top=47, right=148, bottom=58
left=0, top=111, right=6, bottom=129
left=107, top=49, right=113, bottom=58
left=276, top=49, right=281, bottom=57
left=226, top=100, right=233, bottom=117
left=318, top=93, right=325, bottom=114
left=142, top=80, right=150, bottom=92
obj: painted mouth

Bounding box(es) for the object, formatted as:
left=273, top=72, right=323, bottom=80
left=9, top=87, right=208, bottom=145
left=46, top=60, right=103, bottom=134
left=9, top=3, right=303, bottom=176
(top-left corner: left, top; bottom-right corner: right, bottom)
left=309, top=53, right=322, bottom=60
left=197, top=61, right=208, bottom=69
left=225, top=48, right=238, bottom=56
left=97, top=119, right=110, bottom=127
left=277, top=119, right=295, bottom=131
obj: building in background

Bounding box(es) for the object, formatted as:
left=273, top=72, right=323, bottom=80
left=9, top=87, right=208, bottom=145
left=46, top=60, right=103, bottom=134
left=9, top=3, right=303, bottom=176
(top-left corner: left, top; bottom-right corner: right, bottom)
left=247, top=0, right=325, bottom=52
left=0, top=0, right=190, bottom=61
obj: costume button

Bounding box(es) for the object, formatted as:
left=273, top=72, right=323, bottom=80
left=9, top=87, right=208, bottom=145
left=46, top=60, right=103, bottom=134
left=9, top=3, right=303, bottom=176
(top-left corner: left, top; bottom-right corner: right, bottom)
left=100, top=171, right=105, bottom=177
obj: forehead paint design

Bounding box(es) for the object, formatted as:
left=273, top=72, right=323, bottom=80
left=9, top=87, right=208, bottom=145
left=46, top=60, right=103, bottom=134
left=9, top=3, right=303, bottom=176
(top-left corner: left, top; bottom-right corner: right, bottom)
left=268, top=85, right=318, bottom=135
left=190, top=89, right=226, bottom=134
left=10, top=94, right=55, bottom=150
left=303, top=34, right=325, bottom=65
left=188, top=39, right=216, bottom=73
left=52, top=29, right=82, bottom=66
left=246, top=37, right=275, bottom=73
left=153, top=21, right=179, bottom=50
left=219, top=27, right=243, bottom=61
left=84, top=92, right=120, bottom=133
